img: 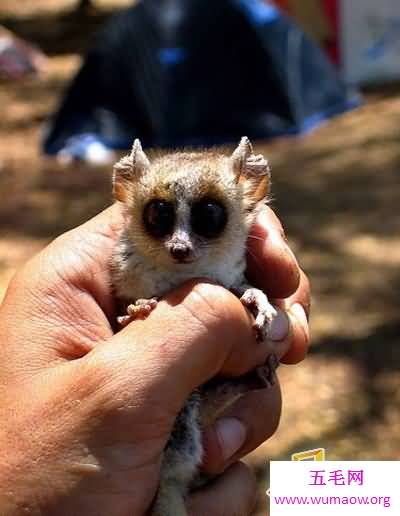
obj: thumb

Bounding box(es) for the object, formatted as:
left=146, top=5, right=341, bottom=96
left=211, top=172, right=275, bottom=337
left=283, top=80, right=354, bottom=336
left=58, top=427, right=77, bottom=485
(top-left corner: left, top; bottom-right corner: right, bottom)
left=89, top=280, right=268, bottom=417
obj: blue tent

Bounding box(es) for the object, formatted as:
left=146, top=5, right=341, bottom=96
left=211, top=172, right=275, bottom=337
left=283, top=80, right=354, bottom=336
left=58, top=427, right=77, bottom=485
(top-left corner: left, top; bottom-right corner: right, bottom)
left=43, top=0, right=360, bottom=159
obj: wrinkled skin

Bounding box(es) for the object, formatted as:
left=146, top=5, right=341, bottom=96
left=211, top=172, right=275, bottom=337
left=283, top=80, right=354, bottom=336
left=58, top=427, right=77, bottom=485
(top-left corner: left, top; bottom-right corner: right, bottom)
left=0, top=204, right=310, bottom=516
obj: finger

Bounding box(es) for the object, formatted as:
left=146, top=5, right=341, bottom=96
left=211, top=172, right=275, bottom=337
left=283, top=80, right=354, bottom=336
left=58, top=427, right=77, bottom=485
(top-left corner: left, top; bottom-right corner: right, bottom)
left=0, top=204, right=125, bottom=367
left=201, top=269, right=311, bottom=474
left=0, top=264, right=114, bottom=369
left=9, top=203, right=123, bottom=324
left=246, top=207, right=300, bottom=298
left=43, top=203, right=124, bottom=318
left=253, top=268, right=310, bottom=362
left=202, top=383, right=281, bottom=475
left=91, top=280, right=275, bottom=414
left=273, top=269, right=311, bottom=364
left=285, top=268, right=311, bottom=319
left=187, top=462, right=257, bottom=516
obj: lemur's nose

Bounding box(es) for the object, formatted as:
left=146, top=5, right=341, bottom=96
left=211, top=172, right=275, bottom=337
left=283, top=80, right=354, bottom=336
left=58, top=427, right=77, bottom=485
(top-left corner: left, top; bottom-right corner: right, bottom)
left=170, top=244, right=191, bottom=262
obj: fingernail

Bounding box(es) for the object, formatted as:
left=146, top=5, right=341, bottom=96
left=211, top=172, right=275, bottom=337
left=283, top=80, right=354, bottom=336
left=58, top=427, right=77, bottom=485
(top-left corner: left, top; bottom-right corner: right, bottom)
left=215, top=417, right=247, bottom=461
left=289, top=303, right=310, bottom=339
left=267, top=308, right=290, bottom=341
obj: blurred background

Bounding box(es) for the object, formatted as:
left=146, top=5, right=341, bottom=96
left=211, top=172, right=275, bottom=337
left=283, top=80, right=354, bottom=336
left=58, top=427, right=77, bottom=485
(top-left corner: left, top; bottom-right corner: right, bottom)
left=0, top=1, right=399, bottom=514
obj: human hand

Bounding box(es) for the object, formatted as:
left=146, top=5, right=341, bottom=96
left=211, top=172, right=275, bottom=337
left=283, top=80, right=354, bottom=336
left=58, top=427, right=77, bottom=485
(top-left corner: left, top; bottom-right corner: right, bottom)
left=0, top=204, right=309, bottom=516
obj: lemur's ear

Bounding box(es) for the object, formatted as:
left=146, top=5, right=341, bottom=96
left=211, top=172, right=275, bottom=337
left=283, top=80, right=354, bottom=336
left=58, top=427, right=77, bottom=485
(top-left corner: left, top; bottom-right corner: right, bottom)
left=113, top=139, right=150, bottom=202
left=231, top=136, right=271, bottom=206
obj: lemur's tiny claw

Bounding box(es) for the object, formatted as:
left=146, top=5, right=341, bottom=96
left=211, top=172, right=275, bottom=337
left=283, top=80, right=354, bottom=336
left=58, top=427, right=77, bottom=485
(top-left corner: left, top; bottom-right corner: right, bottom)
left=117, top=315, right=133, bottom=327
left=118, top=298, right=159, bottom=326
left=255, top=353, right=280, bottom=387
left=240, top=288, right=277, bottom=342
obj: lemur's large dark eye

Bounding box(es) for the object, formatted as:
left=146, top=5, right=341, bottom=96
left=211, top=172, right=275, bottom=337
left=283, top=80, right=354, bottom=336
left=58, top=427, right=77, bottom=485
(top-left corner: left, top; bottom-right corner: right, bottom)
left=143, top=200, right=175, bottom=238
left=191, top=198, right=227, bottom=238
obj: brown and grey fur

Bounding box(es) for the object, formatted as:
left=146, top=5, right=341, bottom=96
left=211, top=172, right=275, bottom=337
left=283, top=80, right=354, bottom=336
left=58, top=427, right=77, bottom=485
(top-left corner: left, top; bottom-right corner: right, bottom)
left=111, top=137, right=277, bottom=516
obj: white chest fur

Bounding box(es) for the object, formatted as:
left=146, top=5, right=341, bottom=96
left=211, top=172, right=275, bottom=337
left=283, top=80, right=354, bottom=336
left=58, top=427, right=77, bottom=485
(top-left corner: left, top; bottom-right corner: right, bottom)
left=113, top=237, right=246, bottom=302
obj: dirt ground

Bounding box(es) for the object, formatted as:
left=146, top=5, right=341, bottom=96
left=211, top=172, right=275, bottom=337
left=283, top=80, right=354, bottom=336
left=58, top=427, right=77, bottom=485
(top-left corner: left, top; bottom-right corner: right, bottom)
left=1, top=1, right=400, bottom=514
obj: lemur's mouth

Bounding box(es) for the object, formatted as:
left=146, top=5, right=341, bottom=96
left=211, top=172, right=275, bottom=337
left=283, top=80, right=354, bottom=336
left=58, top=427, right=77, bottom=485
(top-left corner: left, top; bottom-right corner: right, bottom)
left=172, top=257, right=196, bottom=265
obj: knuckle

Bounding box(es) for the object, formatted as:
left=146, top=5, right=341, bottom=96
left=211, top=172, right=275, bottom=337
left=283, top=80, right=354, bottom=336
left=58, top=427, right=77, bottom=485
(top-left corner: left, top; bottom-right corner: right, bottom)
left=183, top=281, right=242, bottom=331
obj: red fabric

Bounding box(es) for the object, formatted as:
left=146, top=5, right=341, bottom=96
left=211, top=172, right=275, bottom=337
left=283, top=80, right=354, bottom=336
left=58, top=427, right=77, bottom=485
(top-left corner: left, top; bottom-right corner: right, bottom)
left=323, top=0, right=340, bottom=64
left=270, top=0, right=340, bottom=65
left=274, top=0, right=289, bottom=13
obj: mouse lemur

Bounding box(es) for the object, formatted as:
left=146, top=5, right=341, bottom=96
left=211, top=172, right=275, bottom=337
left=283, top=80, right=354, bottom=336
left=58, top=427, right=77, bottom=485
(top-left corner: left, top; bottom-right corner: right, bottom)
left=111, top=137, right=278, bottom=516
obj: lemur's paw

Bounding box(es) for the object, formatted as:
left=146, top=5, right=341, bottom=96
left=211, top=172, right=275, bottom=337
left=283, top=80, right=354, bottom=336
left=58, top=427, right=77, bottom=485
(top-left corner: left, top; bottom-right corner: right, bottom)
left=256, top=353, right=280, bottom=388
left=240, top=288, right=277, bottom=341
left=117, top=298, right=158, bottom=326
